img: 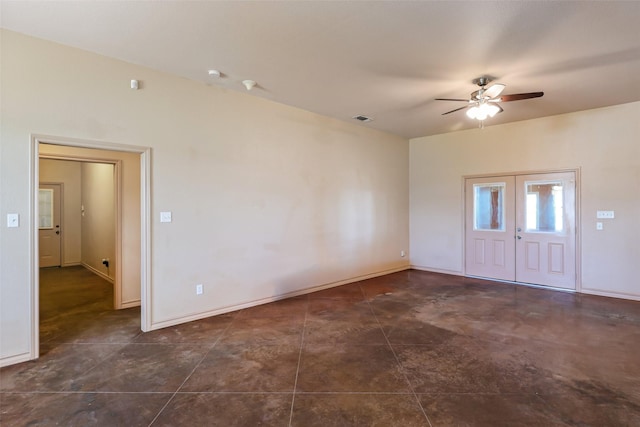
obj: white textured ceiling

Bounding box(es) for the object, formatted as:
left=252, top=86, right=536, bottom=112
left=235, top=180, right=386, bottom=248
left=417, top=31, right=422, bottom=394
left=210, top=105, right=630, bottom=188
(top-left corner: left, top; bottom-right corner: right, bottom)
left=1, top=1, right=639, bottom=139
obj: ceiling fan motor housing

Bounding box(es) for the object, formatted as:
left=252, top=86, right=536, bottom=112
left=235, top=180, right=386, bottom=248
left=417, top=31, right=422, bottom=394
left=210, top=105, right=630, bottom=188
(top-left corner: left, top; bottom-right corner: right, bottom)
left=473, top=76, right=491, bottom=87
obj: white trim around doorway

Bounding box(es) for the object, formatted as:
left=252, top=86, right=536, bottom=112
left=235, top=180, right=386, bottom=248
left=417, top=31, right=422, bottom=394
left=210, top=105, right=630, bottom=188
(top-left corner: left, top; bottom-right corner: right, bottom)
left=30, top=134, right=152, bottom=362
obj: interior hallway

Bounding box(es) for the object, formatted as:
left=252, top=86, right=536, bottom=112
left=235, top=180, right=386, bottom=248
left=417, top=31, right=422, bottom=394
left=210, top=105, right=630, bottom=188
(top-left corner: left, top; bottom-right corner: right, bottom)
left=1, top=267, right=639, bottom=426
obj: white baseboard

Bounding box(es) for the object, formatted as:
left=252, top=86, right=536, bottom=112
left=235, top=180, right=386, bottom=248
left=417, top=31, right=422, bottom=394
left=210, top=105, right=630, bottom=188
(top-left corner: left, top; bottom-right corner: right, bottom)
left=61, top=262, right=81, bottom=267
left=120, top=299, right=141, bottom=309
left=412, top=267, right=640, bottom=302
left=0, top=351, right=32, bottom=368
left=150, top=265, right=411, bottom=331
left=581, top=288, right=640, bottom=302
left=410, top=265, right=464, bottom=276
left=82, top=262, right=114, bottom=284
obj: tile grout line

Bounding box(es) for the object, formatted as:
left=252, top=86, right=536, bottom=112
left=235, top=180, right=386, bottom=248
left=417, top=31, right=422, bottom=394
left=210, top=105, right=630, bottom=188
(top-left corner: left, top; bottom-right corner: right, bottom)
left=362, top=284, right=434, bottom=427
left=146, top=314, right=239, bottom=427
left=53, top=342, right=135, bottom=393
left=1, top=390, right=533, bottom=396
left=35, top=269, right=145, bottom=394
left=288, top=295, right=309, bottom=427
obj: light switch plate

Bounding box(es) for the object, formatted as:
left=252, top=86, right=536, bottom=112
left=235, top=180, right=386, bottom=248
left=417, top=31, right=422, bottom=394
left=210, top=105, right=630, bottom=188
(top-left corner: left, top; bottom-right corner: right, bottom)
left=596, top=222, right=603, bottom=230
left=596, top=210, right=615, bottom=219
left=7, top=213, right=19, bottom=228
left=160, top=211, right=172, bottom=223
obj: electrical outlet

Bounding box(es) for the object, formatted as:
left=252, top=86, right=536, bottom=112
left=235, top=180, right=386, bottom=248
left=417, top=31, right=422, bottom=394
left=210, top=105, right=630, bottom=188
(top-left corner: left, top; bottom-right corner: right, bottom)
left=160, top=211, right=172, bottom=223
left=596, top=222, right=603, bottom=230
left=196, top=284, right=203, bottom=295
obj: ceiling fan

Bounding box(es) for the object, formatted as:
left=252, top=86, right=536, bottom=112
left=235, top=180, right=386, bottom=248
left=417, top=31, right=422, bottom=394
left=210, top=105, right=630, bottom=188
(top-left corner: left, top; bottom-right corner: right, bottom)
left=436, top=77, right=543, bottom=121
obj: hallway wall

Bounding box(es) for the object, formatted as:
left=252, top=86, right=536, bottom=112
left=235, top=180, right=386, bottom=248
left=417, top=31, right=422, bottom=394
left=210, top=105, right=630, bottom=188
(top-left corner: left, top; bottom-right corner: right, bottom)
left=81, top=162, right=115, bottom=281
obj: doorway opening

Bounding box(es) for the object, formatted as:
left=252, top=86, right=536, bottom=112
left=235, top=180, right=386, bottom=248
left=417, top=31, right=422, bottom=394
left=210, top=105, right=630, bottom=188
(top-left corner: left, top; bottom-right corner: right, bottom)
left=39, top=157, right=119, bottom=304
left=30, top=135, right=151, bottom=361
left=464, top=170, right=580, bottom=290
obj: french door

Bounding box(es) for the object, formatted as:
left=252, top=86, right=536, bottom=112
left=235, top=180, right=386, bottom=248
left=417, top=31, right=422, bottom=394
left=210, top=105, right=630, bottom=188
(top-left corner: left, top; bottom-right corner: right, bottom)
left=465, top=172, right=576, bottom=289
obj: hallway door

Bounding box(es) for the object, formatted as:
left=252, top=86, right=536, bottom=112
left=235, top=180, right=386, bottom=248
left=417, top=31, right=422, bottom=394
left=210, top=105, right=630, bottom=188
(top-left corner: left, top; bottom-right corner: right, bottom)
left=39, top=184, right=62, bottom=267
left=466, top=172, right=576, bottom=289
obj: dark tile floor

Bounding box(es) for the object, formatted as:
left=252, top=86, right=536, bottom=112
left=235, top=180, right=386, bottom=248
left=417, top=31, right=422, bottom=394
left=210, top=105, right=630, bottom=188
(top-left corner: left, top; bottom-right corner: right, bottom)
left=1, top=266, right=640, bottom=426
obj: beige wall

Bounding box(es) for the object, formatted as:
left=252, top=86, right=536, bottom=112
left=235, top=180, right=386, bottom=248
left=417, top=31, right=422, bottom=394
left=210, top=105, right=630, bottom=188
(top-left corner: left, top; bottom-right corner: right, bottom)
left=410, top=102, right=640, bottom=300
left=0, top=30, right=409, bottom=366
left=81, top=162, right=115, bottom=281
left=39, top=159, right=82, bottom=265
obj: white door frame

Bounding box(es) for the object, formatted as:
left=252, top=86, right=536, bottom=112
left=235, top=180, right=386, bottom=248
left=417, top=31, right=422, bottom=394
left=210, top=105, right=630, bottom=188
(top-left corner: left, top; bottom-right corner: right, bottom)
left=30, top=134, right=152, bottom=361
left=463, top=168, right=581, bottom=292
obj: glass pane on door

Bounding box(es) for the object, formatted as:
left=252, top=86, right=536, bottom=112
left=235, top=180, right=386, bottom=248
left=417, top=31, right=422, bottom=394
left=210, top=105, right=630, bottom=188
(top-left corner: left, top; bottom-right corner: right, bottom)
left=525, top=181, right=563, bottom=232
left=473, top=183, right=505, bottom=231
left=39, top=188, right=54, bottom=229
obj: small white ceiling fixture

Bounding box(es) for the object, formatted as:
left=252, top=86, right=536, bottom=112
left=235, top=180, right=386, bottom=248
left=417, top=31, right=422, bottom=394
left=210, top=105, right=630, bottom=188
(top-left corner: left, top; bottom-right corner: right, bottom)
left=242, top=79, right=257, bottom=91
left=208, top=69, right=221, bottom=77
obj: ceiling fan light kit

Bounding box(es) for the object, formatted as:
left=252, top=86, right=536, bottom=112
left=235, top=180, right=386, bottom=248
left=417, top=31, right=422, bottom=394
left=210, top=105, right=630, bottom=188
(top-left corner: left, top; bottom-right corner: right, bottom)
left=466, top=102, right=501, bottom=121
left=437, top=76, right=543, bottom=125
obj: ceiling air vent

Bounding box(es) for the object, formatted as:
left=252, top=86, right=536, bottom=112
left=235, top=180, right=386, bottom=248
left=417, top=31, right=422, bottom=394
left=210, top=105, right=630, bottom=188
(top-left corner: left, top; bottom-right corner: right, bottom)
left=352, top=115, right=373, bottom=122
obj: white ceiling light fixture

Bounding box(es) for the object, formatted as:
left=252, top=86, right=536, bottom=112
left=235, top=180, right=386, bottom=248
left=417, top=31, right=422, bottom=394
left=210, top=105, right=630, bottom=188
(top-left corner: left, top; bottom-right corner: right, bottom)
left=466, top=101, right=501, bottom=121
left=208, top=69, right=221, bottom=77
left=242, top=79, right=257, bottom=91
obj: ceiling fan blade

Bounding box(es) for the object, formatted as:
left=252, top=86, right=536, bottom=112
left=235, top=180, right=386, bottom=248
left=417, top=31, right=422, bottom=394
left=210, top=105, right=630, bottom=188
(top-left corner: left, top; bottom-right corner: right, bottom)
left=484, top=83, right=506, bottom=99
left=499, top=92, right=544, bottom=102
left=435, top=98, right=470, bottom=102
left=442, top=105, right=470, bottom=115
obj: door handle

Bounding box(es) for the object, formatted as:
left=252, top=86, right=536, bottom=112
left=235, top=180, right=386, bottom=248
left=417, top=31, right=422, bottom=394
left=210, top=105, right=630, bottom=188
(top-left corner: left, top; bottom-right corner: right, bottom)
left=517, top=235, right=522, bottom=240
left=516, top=227, right=522, bottom=232
left=55, top=230, right=60, bottom=235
